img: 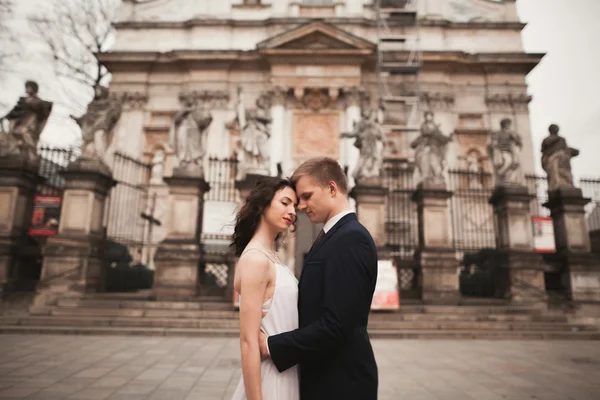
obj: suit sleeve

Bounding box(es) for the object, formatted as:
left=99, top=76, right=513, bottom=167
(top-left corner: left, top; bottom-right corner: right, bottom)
left=267, top=231, right=376, bottom=373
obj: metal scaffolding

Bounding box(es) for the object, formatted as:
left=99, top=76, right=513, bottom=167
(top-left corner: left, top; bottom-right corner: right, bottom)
left=376, top=0, right=422, bottom=156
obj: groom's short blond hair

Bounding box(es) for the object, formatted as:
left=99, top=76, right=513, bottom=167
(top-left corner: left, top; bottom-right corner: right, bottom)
left=291, top=157, right=348, bottom=194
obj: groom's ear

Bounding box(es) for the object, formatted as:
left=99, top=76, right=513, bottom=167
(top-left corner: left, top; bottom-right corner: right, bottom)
left=329, top=181, right=336, bottom=195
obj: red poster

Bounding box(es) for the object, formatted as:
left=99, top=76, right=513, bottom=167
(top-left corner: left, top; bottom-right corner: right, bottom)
left=29, top=195, right=62, bottom=236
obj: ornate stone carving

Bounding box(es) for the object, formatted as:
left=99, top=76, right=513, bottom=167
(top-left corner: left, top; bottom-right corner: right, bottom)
left=420, top=92, right=455, bottom=111
left=302, top=89, right=330, bottom=111
left=541, top=124, right=579, bottom=191
left=342, top=87, right=369, bottom=109
left=229, top=87, right=271, bottom=179
left=485, top=93, right=531, bottom=112
left=341, top=106, right=385, bottom=184
left=0, top=80, right=53, bottom=161
left=71, top=85, right=123, bottom=160
left=411, top=111, right=454, bottom=186
left=487, top=118, right=524, bottom=185
left=110, top=91, right=148, bottom=110
left=178, top=90, right=230, bottom=109
left=269, top=86, right=288, bottom=107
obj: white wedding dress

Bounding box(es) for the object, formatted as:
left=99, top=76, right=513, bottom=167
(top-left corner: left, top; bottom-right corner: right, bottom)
left=231, top=262, right=300, bottom=400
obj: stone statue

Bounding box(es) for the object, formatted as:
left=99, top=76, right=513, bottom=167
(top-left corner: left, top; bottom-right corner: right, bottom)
left=466, top=151, right=483, bottom=189
left=169, top=104, right=212, bottom=176
left=71, top=85, right=122, bottom=160
left=541, top=124, right=579, bottom=191
left=410, top=111, right=453, bottom=186
left=341, top=105, right=385, bottom=183
left=487, top=118, right=523, bottom=185
left=0, top=80, right=53, bottom=161
left=231, top=87, right=271, bottom=179
left=150, top=150, right=165, bottom=184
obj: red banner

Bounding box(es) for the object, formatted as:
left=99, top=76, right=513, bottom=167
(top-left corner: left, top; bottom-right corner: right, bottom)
left=29, top=195, right=62, bottom=236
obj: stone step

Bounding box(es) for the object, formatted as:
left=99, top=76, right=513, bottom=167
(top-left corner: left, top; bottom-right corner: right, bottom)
left=42, top=306, right=569, bottom=323
left=1, top=325, right=599, bottom=340
left=55, top=299, right=234, bottom=311
left=45, top=307, right=239, bottom=319
left=1, top=316, right=590, bottom=332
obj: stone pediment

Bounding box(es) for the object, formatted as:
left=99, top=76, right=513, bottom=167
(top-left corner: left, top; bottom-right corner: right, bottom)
left=257, top=22, right=374, bottom=54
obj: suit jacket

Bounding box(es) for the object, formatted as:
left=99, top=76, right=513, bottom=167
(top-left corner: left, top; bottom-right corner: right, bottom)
left=268, top=213, right=379, bottom=400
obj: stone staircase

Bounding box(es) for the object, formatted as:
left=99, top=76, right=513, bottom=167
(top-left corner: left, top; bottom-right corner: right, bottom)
left=1, top=293, right=599, bottom=339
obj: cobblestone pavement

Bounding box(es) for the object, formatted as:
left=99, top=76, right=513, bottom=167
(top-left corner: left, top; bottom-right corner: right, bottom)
left=0, top=335, right=599, bottom=400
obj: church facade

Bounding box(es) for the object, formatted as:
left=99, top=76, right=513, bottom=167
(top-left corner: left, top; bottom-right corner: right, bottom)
left=99, top=0, right=541, bottom=273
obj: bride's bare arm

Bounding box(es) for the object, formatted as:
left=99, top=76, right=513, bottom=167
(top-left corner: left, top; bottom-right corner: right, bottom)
left=237, top=252, right=270, bottom=400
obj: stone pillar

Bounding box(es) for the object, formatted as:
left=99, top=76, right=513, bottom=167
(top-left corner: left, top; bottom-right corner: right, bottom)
left=342, top=87, right=362, bottom=191
left=412, top=182, right=460, bottom=304
left=350, top=183, right=386, bottom=250
left=269, top=87, right=287, bottom=176
left=235, top=173, right=268, bottom=201
left=0, top=156, right=40, bottom=297
left=490, top=185, right=546, bottom=302
left=152, top=170, right=209, bottom=300
left=32, top=158, right=115, bottom=309
left=545, top=188, right=600, bottom=302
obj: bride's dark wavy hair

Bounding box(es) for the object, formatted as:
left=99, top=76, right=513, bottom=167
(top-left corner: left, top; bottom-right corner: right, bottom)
left=231, top=176, right=296, bottom=257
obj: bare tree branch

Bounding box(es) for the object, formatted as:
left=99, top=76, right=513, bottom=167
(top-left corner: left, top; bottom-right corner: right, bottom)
left=0, top=0, right=19, bottom=80
left=28, top=0, right=121, bottom=92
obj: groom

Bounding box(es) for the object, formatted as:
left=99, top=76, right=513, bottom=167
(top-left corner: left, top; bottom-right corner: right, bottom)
left=259, top=157, right=379, bottom=399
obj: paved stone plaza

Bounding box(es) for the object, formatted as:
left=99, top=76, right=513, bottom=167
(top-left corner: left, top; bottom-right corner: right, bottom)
left=0, top=335, right=598, bottom=400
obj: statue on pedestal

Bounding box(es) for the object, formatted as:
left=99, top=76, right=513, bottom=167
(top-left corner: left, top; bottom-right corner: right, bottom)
left=411, top=111, right=453, bottom=186
left=71, top=85, right=122, bottom=160
left=230, top=87, right=271, bottom=180
left=541, top=124, right=579, bottom=191
left=341, top=105, right=385, bottom=184
left=0, top=80, right=53, bottom=161
left=169, top=104, right=212, bottom=176
left=150, top=149, right=165, bottom=185
left=487, top=118, right=523, bottom=185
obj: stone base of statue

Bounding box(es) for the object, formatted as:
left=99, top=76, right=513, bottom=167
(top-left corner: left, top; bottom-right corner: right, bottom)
left=545, top=188, right=600, bottom=302
left=412, top=182, right=460, bottom=304
left=152, top=170, right=209, bottom=300
left=488, top=185, right=547, bottom=302
left=31, top=157, right=115, bottom=310
left=591, top=230, right=600, bottom=255
left=0, top=155, right=41, bottom=298
left=235, top=173, right=269, bottom=201
left=350, top=178, right=386, bottom=249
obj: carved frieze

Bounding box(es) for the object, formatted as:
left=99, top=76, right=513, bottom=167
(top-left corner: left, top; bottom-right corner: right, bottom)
left=178, top=90, right=230, bottom=109
left=110, top=91, right=148, bottom=111
left=420, top=91, right=456, bottom=111
left=485, top=93, right=531, bottom=112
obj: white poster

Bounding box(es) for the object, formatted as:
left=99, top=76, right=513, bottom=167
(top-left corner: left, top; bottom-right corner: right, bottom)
left=532, top=216, right=555, bottom=253
left=371, top=259, right=400, bottom=311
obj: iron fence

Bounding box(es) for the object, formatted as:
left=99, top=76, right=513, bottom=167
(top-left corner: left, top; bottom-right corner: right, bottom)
left=205, top=157, right=239, bottom=202
left=448, top=170, right=496, bottom=252
left=382, top=159, right=418, bottom=259
left=104, top=152, right=151, bottom=263
left=581, top=178, right=600, bottom=231
left=37, top=146, right=78, bottom=196
left=525, top=174, right=550, bottom=217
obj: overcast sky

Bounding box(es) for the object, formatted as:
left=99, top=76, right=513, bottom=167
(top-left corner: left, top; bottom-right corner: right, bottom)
left=1, top=0, right=599, bottom=179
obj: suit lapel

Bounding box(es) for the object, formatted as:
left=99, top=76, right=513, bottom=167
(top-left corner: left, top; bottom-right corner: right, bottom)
left=303, top=213, right=356, bottom=264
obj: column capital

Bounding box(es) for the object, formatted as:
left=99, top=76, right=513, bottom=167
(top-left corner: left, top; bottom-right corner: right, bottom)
left=342, top=87, right=368, bottom=108
left=111, top=91, right=148, bottom=110
left=179, top=90, right=230, bottom=109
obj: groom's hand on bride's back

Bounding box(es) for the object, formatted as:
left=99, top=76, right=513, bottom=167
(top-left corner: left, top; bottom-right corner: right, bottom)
left=258, top=331, right=270, bottom=360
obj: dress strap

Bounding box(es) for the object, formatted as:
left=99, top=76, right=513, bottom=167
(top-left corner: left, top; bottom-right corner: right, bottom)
left=241, top=247, right=280, bottom=265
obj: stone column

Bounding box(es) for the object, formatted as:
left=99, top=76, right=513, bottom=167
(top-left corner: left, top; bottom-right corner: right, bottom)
left=412, top=182, right=460, bottom=304
left=490, top=185, right=546, bottom=302
left=343, top=87, right=362, bottom=191
left=350, top=183, right=387, bottom=250
left=0, top=156, right=40, bottom=297
left=152, top=170, right=209, bottom=300
left=109, top=92, right=148, bottom=161
left=32, top=158, right=115, bottom=309
left=545, top=188, right=600, bottom=302
left=269, top=87, right=287, bottom=176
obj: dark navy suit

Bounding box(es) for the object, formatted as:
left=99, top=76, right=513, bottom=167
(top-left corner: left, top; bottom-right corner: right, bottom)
left=268, top=213, right=379, bottom=400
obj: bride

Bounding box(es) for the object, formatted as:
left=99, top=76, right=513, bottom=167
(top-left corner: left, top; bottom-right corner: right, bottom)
left=230, top=177, right=299, bottom=400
